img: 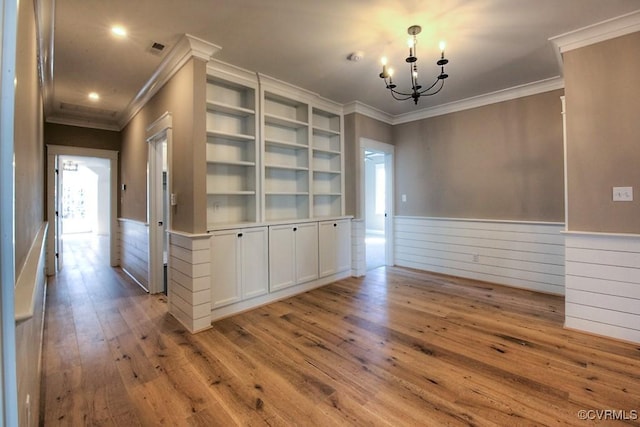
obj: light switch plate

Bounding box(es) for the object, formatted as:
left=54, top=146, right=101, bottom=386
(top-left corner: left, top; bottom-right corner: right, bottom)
left=402, top=194, right=407, bottom=202
left=612, top=186, right=633, bottom=202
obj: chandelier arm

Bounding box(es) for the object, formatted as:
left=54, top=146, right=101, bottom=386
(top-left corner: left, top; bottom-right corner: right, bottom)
left=423, top=79, right=445, bottom=96
left=388, top=88, right=413, bottom=101
left=382, top=77, right=417, bottom=98
left=417, top=78, right=443, bottom=95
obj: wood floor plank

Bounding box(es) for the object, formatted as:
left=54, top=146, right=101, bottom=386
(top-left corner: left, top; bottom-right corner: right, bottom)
left=42, top=234, right=640, bottom=426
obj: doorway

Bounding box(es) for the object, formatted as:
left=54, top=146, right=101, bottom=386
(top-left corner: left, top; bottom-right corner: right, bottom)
left=361, top=139, right=394, bottom=271
left=147, top=112, right=172, bottom=295
left=46, top=145, right=119, bottom=275
left=58, top=155, right=111, bottom=267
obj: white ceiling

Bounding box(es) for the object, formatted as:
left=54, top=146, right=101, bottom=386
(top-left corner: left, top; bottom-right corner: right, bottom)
left=45, top=0, right=640, bottom=129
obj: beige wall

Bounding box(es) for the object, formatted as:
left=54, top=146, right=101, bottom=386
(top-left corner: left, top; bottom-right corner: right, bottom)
left=564, top=32, right=640, bottom=233
left=343, top=113, right=393, bottom=217
left=44, top=123, right=122, bottom=219
left=44, top=122, right=121, bottom=152
left=120, top=58, right=207, bottom=233
left=14, top=0, right=45, bottom=273
left=393, top=90, right=565, bottom=222
left=14, top=0, right=46, bottom=425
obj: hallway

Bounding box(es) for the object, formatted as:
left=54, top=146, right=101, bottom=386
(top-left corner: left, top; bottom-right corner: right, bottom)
left=41, top=234, right=168, bottom=424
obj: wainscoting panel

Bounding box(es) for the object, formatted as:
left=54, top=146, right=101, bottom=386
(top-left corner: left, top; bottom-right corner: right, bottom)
left=351, top=219, right=366, bottom=277
left=168, top=231, right=212, bottom=333
left=565, top=233, right=640, bottom=343
left=15, top=223, right=48, bottom=427
left=118, top=219, right=149, bottom=290
left=394, top=217, right=565, bottom=295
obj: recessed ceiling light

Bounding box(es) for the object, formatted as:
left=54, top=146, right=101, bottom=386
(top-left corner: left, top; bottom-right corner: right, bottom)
left=88, top=92, right=100, bottom=101
left=111, top=25, right=127, bottom=38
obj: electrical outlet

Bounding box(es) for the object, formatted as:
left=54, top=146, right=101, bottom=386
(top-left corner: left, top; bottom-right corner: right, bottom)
left=612, top=186, right=633, bottom=202
left=402, top=194, right=407, bottom=202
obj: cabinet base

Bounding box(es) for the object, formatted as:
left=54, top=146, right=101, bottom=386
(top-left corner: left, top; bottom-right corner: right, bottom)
left=210, top=270, right=352, bottom=323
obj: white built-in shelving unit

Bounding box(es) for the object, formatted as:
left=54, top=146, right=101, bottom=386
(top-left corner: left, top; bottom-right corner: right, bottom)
left=205, top=64, right=344, bottom=228
left=311, top=107, right=343, bottom=218
left=170, top=60, right=351, bottom=333
left=205, top=68, right=259, bottom=228
left=262, top=89, right=311, bottom=221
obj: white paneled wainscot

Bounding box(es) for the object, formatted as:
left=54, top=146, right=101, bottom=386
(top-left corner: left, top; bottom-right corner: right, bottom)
left=118, top=218, right=149, bottom=290
left=395, top=217, right=565, bottom=295
left=351, top=219, right=366, bottom=277
left=168, top=218, right=352, bottom=332
left=565, top=233, right=640, bottom=344
left=169, top=232, right=213, bottom=332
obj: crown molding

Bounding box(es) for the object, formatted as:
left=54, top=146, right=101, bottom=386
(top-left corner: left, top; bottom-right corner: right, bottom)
left=46, top=115, right=121, bottom=132
left=549, top=10, right=640, bottom=54
left=342, top=101, right=393, bottom=124
left=349, top=77, right=564, bottom=125
left=118, top=33, right=222, bottom=129
left=257, top=73, right=318, bottom=104
left=392, top=77, right=564, bottom=124
left=35, top=0, right=55, bottom=118
left=207, top=59, right=259, bottom=88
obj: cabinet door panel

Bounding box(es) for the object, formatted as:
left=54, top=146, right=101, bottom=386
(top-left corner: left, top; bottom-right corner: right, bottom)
left=269, top=225, right=296, bottom=291
left=295, top=222, right=319, bottom=284
left=335, top=220, right=352, bottom=273
left=211, top=230, right=241, bottom=307
left=318, top=221, right=337, bottom=277
left=241, top=227, right=269, bottom=299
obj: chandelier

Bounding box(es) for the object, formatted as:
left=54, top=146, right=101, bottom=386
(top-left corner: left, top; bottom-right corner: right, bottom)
left=379, top=25, right=449, bottom=105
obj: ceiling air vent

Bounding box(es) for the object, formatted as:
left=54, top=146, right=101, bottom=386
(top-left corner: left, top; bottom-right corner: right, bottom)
left=148, top=41, right=166, bottom=56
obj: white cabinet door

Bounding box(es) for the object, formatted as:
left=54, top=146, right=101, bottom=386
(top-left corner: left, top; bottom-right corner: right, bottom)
left=318, top=219, right=351, bottom=277
left=294, top=222, right=318, bottom=284
left=335, top=219, right=352, bottom=274
left=318, top=220, right=337, bottom=277
left=211, top=229, right=242, bottom=308
left=269, top=222, right=319, bottom=291
left=269, top=224, right=296, bottom=291
left=241, top=227, right=269, bottom=299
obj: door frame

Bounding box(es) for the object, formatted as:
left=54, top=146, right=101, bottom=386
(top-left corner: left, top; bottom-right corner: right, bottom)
left=46, top=145, right=119, bottom=274
left=360, top=138, right=395, bottom=267
left=146, top=112, right=172, bottom=295
left=0, top=0, right=19, bottom=422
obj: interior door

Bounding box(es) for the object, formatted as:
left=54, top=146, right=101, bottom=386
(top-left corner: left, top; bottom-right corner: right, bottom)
left=148, top=134, right=168, bottom=294
left=55, top=156, right=63, bottom=271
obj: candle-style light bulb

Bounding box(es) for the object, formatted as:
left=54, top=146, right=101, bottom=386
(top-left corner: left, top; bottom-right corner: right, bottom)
left=388, top=68, right=394, bottom=78
left=380, top=57, right=389, bottom=78
left=439, top=41, right=446, bottom=53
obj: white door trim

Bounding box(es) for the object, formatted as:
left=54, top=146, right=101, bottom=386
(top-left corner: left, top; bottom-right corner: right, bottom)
left=0, top=0, right=19, bottom=423
left=46, top=145, right=119, bottom=272
left=360, top=138, right=395, bottom=267
left=146, top=112, right=172, bottom=294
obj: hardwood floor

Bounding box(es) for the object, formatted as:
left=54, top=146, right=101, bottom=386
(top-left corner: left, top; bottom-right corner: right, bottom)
left=42, top=234, right=640, bottom=426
